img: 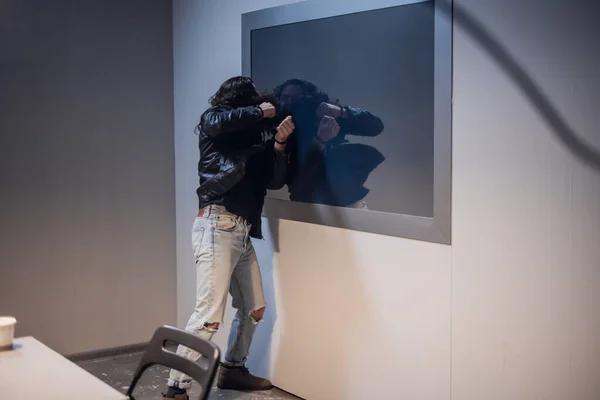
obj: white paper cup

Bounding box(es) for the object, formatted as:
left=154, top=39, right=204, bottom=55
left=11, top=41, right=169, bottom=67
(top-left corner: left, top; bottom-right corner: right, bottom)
left=0, top=317, right=17, bottom=351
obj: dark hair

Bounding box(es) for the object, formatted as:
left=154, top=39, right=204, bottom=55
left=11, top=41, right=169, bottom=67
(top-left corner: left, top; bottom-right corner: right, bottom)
left=254, top=92, right=280, bottom=109
left=196, top=76, right=282, bottom=134
left=196, top=76, right=257, bottom=135
left=273, top=78, right=335, bottom=110
left=208, top=76, right=259, bottom=108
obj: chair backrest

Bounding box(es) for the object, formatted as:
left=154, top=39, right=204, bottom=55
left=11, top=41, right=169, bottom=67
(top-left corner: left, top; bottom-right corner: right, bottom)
left=126, top=325, right=220, bottom=400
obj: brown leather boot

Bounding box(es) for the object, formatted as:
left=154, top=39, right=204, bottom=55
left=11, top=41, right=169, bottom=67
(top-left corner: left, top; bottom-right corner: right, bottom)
left=217, top=365, right=273, bottom=391
left=160, top=387, right=189, bottom=400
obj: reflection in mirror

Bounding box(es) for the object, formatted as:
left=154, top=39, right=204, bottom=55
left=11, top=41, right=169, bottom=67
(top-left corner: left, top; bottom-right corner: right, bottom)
left=273, top=79, right=385, bottom=210
left=251, top=1, right=435, bottom=217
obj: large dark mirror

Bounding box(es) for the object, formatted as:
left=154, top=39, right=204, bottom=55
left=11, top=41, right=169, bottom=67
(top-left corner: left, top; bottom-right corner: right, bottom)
left=243, top=0, right=452, bottom=243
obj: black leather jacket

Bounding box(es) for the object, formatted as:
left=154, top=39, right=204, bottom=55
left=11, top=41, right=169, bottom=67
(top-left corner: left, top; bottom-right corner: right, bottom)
left=196, top=105, right=289, bottom=238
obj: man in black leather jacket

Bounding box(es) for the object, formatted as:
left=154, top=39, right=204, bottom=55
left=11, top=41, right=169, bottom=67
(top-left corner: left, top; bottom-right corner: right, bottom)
left=163, top=77, right=294, bottom=400
left=195, top=93, right=291, bottom=239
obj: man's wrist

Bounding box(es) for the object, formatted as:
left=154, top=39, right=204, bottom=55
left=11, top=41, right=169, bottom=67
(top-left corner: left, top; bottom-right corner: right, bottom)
left=313, top=137, right=327, bottom=151
left=274, top=142, right=287, bottom=153
left=274, top=135, right=287, bottom=145
left=315, top=135, right=328, bottom=145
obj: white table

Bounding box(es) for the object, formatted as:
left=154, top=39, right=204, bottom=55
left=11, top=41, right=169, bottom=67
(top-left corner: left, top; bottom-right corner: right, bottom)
left=0, top=337, right=127, bottom=399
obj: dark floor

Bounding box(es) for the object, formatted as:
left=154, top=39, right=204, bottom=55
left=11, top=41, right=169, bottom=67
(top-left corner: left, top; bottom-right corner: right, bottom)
left=78, top=352, right=299, bottom=400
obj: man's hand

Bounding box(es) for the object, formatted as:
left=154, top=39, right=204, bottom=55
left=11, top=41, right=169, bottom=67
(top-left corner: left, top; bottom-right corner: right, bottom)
left=259, top=102, right=276, bottom=118
left=274, top=116, right=294, bottom=152
left=317, top=116, right=340, bottom=143
left=316, top=102, right=342, bottom=119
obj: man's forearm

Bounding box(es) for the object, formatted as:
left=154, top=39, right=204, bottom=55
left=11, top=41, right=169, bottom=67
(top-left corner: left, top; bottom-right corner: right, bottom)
left=201, top=106, right=263, bottom=138
left=337, top=106, right=384, bottom=137
left=267, top=149, right=290, bottom=190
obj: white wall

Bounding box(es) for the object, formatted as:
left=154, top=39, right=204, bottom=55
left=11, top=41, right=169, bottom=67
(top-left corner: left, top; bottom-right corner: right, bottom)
left=0, top=0, right=176, bottom=354
left=173, top=0, right=600, bottom=399
left=452, top=2, right=600, bottom=399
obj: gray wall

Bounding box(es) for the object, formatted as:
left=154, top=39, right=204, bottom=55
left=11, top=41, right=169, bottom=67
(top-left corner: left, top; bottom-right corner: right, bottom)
left=0, top=0, right=176, bottom=354
left=174, top=0, right=600, bottom=399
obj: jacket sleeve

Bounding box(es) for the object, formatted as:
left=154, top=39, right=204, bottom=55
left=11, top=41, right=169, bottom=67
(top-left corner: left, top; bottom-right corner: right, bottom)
left=201, top=106, right=264, bottom=138
left=337, top=106, right=384, bottom=137
left=267, top=147, right=290, bottom=190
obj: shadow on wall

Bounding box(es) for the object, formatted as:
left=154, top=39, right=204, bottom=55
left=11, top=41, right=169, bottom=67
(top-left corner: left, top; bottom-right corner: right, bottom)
left=250, top=206, right=374, bottom=399
left=437, top=0, right=600, bottom=171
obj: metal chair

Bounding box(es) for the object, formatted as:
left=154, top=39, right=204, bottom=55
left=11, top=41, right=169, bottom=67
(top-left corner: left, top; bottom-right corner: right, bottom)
left=126, top=325, right=221, bottom=400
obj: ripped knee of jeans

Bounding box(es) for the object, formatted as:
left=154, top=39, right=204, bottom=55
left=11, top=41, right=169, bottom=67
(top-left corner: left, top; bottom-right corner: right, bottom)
left=249, top=307, right=266, bottom=325
left=203, top=322, right=220, bottom=333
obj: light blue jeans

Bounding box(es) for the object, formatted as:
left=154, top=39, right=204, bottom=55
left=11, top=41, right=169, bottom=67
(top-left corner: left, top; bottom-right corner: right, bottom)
left=168, top=205, right=266, bottom=390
